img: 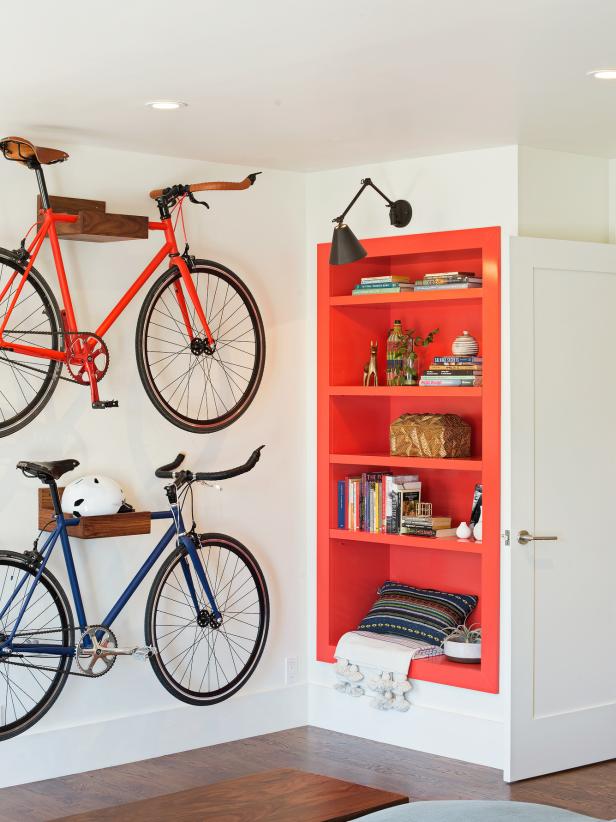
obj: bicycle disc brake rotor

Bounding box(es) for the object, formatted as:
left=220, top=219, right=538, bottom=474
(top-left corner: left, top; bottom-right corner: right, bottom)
left=75, top=625, right=117, bottom=677
left=66, top=333, right=109, bottom=385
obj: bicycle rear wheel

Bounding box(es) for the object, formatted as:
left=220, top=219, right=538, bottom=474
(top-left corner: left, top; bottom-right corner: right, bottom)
left=0, top=251, right=63, bottom=437
left=145, top=534, right=269, bottom=705
left=0, top=552, right=74, bottom=740
left=135, top=260, right=265, bottom=433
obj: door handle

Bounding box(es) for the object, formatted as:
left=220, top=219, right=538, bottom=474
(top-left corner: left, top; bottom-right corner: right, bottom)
left=517, top=529, right=558, bottom=545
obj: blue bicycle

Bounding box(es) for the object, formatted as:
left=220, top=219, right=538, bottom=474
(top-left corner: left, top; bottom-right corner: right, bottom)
left=0, top=450, right=269, bottom=740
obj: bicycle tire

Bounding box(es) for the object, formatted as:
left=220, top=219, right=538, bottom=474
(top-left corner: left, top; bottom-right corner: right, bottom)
left=0, top=551, right=74, bottom=741
left=0, top=250, right=63, bottom=437
left=135, top=260, right=265, bottom=433
left=144, top=534, right=269, bottom=705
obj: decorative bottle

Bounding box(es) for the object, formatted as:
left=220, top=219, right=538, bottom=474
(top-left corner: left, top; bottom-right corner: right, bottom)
left=386, top=321, right=406, bottom=386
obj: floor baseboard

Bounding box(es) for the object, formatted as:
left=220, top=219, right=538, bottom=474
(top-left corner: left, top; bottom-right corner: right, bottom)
left=308, top=682, right=503, bottom=769
left=0, top=684, right=308, bottom=788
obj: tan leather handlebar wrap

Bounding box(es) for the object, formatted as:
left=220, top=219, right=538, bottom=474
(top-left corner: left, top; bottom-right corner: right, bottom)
left=149, top=175, right=254, bottom=200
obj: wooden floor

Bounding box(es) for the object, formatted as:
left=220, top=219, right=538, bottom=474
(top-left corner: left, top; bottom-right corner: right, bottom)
left=0, top=727, right=614, bottom=821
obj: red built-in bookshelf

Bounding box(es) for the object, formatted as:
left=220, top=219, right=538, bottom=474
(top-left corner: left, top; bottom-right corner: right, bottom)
left=317, top=227, right=501, bottom=693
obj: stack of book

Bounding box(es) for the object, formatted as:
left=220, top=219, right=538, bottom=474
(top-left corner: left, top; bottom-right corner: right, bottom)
left=419, top=355, right=483, bottom=387
left=352, top=274, right=414, bottom=296
left=413, top=272, right=482, bottom=291
left=400, top=515, right=452, bottom=538
left=338, top=473, right=422, bottom=534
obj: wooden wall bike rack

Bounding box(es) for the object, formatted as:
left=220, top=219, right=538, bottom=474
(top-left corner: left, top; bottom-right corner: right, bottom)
left=36, top=195, right=149, bottom=242
left=38, top=487, right=152, bottom=539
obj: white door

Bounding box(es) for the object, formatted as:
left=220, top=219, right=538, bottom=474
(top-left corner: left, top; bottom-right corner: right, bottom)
left=506, top=236, right=616, bottom=782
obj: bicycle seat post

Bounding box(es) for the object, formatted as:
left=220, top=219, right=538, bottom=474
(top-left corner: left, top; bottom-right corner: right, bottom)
left=29, top=158, right=51, bottom=211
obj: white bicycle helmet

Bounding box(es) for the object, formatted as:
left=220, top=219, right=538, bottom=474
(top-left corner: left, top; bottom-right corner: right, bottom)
left=61, top=475, right=125, bottom=517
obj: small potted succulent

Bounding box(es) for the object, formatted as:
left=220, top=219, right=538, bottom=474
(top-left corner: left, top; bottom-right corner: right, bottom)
left=442, top=623, right=482, bottom=664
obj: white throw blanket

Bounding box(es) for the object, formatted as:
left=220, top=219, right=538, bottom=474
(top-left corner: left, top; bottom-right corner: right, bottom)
left=333, top=630, right=443, bottom=712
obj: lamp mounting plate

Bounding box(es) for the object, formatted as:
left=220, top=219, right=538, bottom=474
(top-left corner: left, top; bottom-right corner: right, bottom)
left=389, top=199, right=412, bottom=228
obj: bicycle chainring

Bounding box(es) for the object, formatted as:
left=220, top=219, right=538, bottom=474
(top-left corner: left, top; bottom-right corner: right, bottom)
left=65, top=333, right=109, bottom=385
left=75, top=625, right=117, bottom=677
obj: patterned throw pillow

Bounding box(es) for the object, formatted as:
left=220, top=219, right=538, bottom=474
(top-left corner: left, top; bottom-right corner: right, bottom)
left=358, top=581, right=478, bottom=647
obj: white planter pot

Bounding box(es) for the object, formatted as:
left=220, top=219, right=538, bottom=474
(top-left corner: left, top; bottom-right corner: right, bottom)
left=443, top=639, right=481, bottom=663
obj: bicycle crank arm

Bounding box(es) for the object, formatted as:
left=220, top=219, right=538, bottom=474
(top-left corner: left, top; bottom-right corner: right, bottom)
left=78, top=645, right=156, bottom=659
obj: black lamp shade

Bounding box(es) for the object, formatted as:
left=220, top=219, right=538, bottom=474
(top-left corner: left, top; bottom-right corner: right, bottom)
left=329, top=223, right=367, bottom=265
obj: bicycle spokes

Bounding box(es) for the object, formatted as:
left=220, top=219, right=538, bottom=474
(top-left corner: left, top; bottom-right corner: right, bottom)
left=137, top=262, right=265, bottom=432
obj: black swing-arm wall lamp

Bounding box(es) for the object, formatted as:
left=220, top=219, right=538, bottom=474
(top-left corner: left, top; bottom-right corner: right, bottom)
left=329, top=178, right=412, bottom=265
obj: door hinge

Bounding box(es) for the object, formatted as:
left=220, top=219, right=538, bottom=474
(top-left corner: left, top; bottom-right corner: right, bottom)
left=501, top=529, right=510, bottom=546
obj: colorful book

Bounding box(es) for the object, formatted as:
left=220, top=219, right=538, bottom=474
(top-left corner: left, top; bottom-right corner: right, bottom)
left=413, top=282, right=482, bottom=291
left=424, top=271, right=476, bottom=280
left=361, top=275, right=410, bottom=284
left=352, top=284, right=414, bottom=294
left=354, top=281, right=413, bottom=290
left=432, top=356, right=482, bottom=364
left=337, top=480, right=345, bottom=529
left=419, top=384, right=481, bottom=388
left=415, top=276, right=482, bottom=286
left=424, top=369, right=483, bottom=377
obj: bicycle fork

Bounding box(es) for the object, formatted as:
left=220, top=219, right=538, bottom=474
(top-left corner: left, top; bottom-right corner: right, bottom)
left=178, top=534, right=222, bottom=622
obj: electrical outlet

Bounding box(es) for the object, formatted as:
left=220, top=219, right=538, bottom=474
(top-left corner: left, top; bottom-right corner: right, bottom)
left=285, top=656, right=298, bottom=685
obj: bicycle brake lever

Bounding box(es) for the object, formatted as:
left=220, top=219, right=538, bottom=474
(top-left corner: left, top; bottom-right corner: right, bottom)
left=200, top=481, right=222, bottom=492
left=187, top=191, right=210, bottom=209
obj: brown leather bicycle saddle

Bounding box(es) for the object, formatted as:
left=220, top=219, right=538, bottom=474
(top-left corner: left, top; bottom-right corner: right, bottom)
left=0, top=136, right=68, bottom=166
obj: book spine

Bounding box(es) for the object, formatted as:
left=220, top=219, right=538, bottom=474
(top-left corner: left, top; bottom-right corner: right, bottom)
left=413, top=283, right=481, bottom=290
left=361, top=276, right=410, bottom=284
left=419, top=379, right=478, bottom=386
left=415, top=277, right=482, bottom=285
left=402, top=527, right=437, bottom=537
left=337, top=480, right=345, bottom=529
left=424, top=369, right=482, bottom=376
left=432, top=356, right=482, bottom=364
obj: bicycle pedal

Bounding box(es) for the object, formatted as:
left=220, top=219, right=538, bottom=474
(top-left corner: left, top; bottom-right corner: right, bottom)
left=92, top=400, right=119, bottom=409
left=132, top=646, right=156, bottom=661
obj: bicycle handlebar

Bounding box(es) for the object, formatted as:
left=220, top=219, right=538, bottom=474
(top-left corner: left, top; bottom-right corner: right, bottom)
left=149, top=173, right=261, bottom=201
left=155, top=454, right=186, bottom=478
left=154, top=446, right=265, bottom=484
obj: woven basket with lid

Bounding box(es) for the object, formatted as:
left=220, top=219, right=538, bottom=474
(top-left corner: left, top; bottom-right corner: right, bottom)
left=390, top=413, right=471, bottom=459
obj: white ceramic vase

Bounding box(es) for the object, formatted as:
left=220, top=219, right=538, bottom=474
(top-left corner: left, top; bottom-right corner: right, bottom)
left=456, top=521, right=472, bottom=539
left=452, top=330, right=479, bottom=356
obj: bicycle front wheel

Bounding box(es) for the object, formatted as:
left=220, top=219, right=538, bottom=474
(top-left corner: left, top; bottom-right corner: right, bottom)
left=135, top=260, right=265, bottom=433
left=145, top=534, right=269, bottom=705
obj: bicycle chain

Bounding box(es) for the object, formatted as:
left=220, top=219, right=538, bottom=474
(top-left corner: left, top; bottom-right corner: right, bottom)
left=0, top=627, right=87, bottom=677
left=0, top=626, right=118, bottom=678
left=1, top=329, right=109, bottom=385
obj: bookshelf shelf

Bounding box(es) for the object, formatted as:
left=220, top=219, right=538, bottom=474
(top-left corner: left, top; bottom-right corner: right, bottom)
left=329, top=386, right=482, bottom=398
left=330, top=288, right=482, bottom=307
left=317, top=227, right=501, bottom=694
left=330, top=453, right=482, bottom=471
left=329, top=528, right=485, bottom=554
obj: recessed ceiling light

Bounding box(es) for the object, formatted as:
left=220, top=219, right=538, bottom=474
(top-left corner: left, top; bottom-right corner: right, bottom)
left=588, top=69, right=616, bottom=80
left=146, top=100, right=187, bottom=110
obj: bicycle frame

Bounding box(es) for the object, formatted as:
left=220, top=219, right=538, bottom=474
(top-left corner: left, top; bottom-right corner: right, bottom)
left=0, top=201, right=214, bottom=404
left=0, top=496, right=221, bottom=658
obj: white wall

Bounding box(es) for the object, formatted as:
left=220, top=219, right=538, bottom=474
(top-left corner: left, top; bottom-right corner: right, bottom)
left=519, top=146, right=609, bottom=243
left=305, top=145, right=519, bottom=769
left=0, top=144, right=308, bottom=785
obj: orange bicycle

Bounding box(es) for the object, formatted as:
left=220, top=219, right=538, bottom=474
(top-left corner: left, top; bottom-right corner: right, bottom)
left=0, top=137, right=265, bottom=437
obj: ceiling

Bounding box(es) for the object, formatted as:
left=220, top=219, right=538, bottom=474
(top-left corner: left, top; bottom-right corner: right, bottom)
left=6, top=0, right=616, bottom=171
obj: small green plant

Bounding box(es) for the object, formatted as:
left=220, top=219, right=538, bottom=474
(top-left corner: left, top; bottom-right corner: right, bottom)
left=442, top=623, right=482, bottom=645
left=406, top=327, right=439, bottom=348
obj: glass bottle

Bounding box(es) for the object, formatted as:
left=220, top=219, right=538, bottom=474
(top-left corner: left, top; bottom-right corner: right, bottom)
left=386, top=320, right=407, bottom=386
